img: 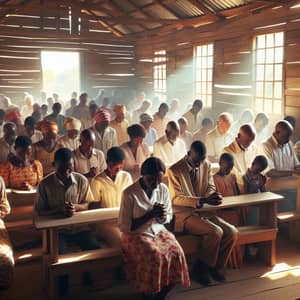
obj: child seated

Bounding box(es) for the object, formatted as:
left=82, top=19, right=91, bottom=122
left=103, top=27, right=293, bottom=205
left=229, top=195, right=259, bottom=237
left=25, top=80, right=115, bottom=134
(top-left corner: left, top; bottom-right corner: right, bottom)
left=213, top=153, right=239, bottom=197
left=243, top=155, right=268, bottom=194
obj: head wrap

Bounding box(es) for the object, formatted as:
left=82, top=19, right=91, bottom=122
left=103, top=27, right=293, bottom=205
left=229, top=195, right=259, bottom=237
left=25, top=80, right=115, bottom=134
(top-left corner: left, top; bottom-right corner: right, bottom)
left=113, top=104, right=126, bottom=117
left=140, top=113, right=153, bottom=123
left=5, top=110, right=20, bottom=122
left=95, top=109, right=111, bottom=123
left=36, top=120, right=58, bottom=135
left=64, top=117, right=81, bottom=131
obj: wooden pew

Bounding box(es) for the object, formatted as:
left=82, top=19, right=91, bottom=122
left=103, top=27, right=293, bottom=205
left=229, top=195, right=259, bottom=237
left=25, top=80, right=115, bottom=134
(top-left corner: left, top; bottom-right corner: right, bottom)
left=5, top=189, right=43, bottom=263
left=271, top=175, right=300, bottom=241
left=174, top=192, right=283, bottom=267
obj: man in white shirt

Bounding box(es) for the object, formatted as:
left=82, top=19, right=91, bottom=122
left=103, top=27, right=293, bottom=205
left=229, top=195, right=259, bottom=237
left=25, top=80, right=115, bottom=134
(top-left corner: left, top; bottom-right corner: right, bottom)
left=21, top=116, right=43, bottom=144
left=260, top=120, right=300, bottom=212
left=206, top=113, right=233, bottom=162
left=153, top=121, right=186, bottom=167
left=253, top=112, right=269, bottom=146
left=73, top=129, right=106, bottom=180
left=57, top=117, right=81, bottom=151
left=182, top=99, right=203, bottom=134
left=90, top=109, right=118, bottom=156
left=223, top=124, right=257, bottom=191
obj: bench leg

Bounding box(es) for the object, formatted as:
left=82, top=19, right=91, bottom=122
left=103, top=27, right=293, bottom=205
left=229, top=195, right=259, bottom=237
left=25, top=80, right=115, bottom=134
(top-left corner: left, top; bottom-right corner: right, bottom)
left=48, top=269, right=57, bottom=300
left=260, top=240, right=276, bottom=267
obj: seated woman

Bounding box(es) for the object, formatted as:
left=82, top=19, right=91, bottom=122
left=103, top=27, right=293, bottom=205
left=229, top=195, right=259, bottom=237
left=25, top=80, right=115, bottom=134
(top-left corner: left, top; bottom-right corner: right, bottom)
left=0, top=176, right=14, bottom=289
left=0, top=136, right=43, bottom=190
left=120, top=124, right=150, bottom=181
left=33, top=120, right=59, bottom=176
left=119, top=157, right=190, bottom=299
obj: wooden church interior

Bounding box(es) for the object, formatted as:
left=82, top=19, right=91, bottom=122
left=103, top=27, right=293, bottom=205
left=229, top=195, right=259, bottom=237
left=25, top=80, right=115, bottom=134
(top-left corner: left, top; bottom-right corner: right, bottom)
left=0, top=0, right=300, bottom=299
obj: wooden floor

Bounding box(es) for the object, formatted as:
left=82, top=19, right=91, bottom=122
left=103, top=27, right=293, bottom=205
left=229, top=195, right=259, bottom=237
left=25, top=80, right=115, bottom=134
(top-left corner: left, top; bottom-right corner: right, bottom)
left=2, top=235, right=300, bottom=300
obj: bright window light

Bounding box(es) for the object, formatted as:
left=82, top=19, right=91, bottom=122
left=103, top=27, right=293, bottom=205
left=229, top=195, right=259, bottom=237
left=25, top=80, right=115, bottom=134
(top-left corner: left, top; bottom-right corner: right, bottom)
left=41, top=51, right=80, bottom=101
left=153, top=50, right=167, bottom=102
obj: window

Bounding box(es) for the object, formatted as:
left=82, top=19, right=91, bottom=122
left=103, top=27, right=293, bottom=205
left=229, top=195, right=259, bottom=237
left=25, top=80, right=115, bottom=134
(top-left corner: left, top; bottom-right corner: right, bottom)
left=194, top=44, right=213, bottom=107
left=254, top=32, right=284, bottom=115
left=153, top=50, right=167, bottom=102
left=41, top=51, right=80, bottom=100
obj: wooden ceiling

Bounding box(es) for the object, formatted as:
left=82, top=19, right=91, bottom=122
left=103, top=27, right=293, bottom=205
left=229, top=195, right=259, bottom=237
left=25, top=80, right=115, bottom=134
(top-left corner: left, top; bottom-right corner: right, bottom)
left=0, top=0, right=298, bottom=38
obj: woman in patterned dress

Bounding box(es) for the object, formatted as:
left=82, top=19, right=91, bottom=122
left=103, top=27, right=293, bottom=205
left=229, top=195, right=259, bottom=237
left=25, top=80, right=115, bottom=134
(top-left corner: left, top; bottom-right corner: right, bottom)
left=0, top=136, right=43, bottom=190
left=119, top=157, right=190, bottom=299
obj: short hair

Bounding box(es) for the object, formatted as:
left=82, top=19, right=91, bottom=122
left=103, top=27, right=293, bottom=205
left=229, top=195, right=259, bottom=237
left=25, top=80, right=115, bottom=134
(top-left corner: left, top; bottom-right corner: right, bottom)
left=52, top=102, right=62, bottom=111
left=0, top=109, right=5, bottom=119
left=159, top=102, right=169, bottom=111
left=284, top=115, right=296, bottom=129
left=24, top=116, right=36, bottom=127
left=253, top=155, right=268, bottom=170
left=167, top=120, right=179, bottom=132
left=220, top=153, right=234, bottom=164
left=193, top=99, right=203, bottom=109
left=15, top=135, right=32, bottom=148
left=89, top=103, right=98, bottom=111
left=41, top=104, right=48, bottom=110
left=202, top=117, right=213, bottom=127
left=80, top=92, right=88, bottom=99
left=54, top=148, right=73, bottom=163
left=255, top=112, right=269, bottom=126
left=107, top=147, right=125, bottom=164
left=190, top=140, right=206, bottom=156
left=81, top=129, right=94, bottom=141
left=141, top=157, right=166, bottom=176
left=127, top=124, right=145, bottom=138
left=178, top=117, right=187, bottom=125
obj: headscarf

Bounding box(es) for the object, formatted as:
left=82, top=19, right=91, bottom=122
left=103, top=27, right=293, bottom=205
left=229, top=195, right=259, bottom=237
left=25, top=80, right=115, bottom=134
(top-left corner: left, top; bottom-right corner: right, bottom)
left=95, top=109, right=111, bottom=123
left=113, top=104, right=126, bottom=117
left=64, top=117, right=81, bottom=131
left=5, top=110, right=20, bottom=122
left=36, top=120, right=58, bottom=134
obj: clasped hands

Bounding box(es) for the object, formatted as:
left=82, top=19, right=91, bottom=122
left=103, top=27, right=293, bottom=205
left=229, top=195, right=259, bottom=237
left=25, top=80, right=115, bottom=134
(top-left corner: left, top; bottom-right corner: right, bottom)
left=149, top=202, right=167, bottom=220
left=197, top=192, right=223, bottom=208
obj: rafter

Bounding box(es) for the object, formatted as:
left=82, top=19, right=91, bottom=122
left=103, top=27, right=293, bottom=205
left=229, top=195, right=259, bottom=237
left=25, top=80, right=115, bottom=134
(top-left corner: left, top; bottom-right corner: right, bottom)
left=186, top=0, right=219, bottom=17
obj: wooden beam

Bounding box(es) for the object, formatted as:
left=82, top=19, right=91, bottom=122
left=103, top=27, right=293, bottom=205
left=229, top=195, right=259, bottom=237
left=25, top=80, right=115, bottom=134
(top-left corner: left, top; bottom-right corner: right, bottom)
left=186, top=0, right=218, bottom=17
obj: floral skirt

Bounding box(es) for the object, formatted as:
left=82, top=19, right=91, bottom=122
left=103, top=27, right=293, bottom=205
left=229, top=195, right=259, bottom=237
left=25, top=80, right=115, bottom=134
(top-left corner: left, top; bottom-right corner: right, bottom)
left=121, top=230, right=190, bottom=295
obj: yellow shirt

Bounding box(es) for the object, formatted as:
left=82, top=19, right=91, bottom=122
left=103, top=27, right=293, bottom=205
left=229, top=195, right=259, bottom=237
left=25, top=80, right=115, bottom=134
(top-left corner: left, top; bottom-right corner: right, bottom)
left=110, top=119, right=129, bottom=146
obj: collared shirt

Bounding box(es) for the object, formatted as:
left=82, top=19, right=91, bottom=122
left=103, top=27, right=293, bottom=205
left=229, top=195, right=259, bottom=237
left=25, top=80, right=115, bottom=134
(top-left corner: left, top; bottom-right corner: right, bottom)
left=90, top=125, right=118, bottom=156
left=120, top=142, right=150, bottom=181
left=90, top=170, right=132, bottom=208
left=182, top=110, right=202, bottom=134
left=152, top=113, right=169, bottom=138
left=57, top=135, right=80, bottom=151
left=193, top=128, right=208, bottom=143
left=213, top=173, right=239, bottom=197
left=118, top=181, right=172, bottom=236
left=153, top=135, right=186, bottom=167
left=81, top=116, right=95, bottom=131
left=144, top=127, right=157, bottom=148
left=260, top=135, right=299, bottom=172
left=223, top=139, right=257, bottom=187
left=206, top=127, right=233, bottom=158
left=73, top=147, right=106, bottom=177
left=0, top=138, right=15, bottom=164
left=180, top=131, right=193, bottom=150
left=35, top=172, right=94, bottom=213
left=45, top=113, right=65, bottom=135
left=110, top=119, right=129, bottom=146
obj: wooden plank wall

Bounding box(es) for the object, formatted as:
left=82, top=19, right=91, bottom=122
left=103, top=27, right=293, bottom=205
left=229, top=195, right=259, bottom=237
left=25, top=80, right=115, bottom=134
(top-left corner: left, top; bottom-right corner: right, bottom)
left=0, top=14, right=136, bottom=106
left=135, top=4, right=300, bottom=126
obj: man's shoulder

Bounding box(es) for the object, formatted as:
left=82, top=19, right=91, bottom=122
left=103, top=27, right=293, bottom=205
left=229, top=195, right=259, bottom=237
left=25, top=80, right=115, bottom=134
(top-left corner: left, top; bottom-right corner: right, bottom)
left=169, top=157, right=186, bottom=172
left=72, top=172, right=88, bottom=183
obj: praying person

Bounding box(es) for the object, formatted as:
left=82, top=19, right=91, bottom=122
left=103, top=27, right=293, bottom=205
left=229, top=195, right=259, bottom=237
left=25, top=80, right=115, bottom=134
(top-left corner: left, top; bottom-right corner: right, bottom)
left=0, top=123, right=16, bottom=164
left=57, top=117, right=81, bottom=151
left=178, top=117, right=193, bottom=150
left=110, top=104, right=129, bottom=145
left=182, top=99, right=203, bottom=133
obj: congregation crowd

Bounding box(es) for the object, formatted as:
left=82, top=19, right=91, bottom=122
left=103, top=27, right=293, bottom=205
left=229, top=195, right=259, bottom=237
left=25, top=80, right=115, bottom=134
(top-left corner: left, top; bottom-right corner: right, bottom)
left=0, top=90, right=299, bottom=300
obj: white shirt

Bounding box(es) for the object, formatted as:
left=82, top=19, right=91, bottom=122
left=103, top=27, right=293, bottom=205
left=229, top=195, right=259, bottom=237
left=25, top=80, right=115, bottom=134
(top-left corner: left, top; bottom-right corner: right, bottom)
left=118, top=181, right=172, bottom=236
left=153, top=135, right=186, bottom=167
left=91, top=126, right=118, bottom=156
left=180, top=131, right=193, bottom=151
left=90, top=170, right=132, bottom=208
left=144, top=127, right=157, bottom=148
left=0, top=138, right=15, bottom=164
left=120, top=142, right=150, bottom=181
left=73, top=147, right=106, bottom=177
left=182, top=110, right=202, bottom=133
left=259, top=135, right=299, bottom=172
left=20, top=129, right=43, bottom=144
left=206, top=127, right=233, bottom=158
left=57, top=135, right=80, bottom=151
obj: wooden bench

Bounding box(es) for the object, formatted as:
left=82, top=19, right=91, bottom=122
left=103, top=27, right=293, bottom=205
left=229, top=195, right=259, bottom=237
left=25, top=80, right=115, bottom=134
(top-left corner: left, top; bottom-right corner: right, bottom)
left=5, top=189, right=43, bottom=264
left=267, top=175, right=300, bottom=241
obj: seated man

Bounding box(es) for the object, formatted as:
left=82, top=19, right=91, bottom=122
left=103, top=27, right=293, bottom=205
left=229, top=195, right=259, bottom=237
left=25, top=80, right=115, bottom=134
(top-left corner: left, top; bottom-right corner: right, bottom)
left=45, top=102, right=65, bottom=136
left=168, top=141, right=238, bottom=285
left=260, top=120, right=300, bottom=211
left=182, top=99, right=203, bottom=134
left=193, top=117, right=214, bottom=144
left=206, top=113, right=233, bottom=162
left=0, top=122, right=16, bottom=164
left=90, top=147, right=132, bottom=246
left=153, top=121, right=186, bottom=167
left=35, top=148, right=100, bottom=254
left=57, top=117, right=81, bottom=151
left=0, top=176, right=14, bottom=289
left=21, top=116, right=43, bottom=144
left=223, top=124, right=257, bottom=192
left=73, top=129, right=106, bottom=181
left=110, top=105, right=129, bottom=146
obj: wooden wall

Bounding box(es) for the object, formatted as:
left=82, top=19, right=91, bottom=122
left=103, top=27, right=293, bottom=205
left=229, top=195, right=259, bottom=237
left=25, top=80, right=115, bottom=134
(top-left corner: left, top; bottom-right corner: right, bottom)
left=135, top=4, right=300, bottom=126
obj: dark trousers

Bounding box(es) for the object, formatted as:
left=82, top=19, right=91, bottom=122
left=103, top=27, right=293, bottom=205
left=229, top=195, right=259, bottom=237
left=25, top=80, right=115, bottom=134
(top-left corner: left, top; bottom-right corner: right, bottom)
left=59, top=230, right=100, bottom=254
